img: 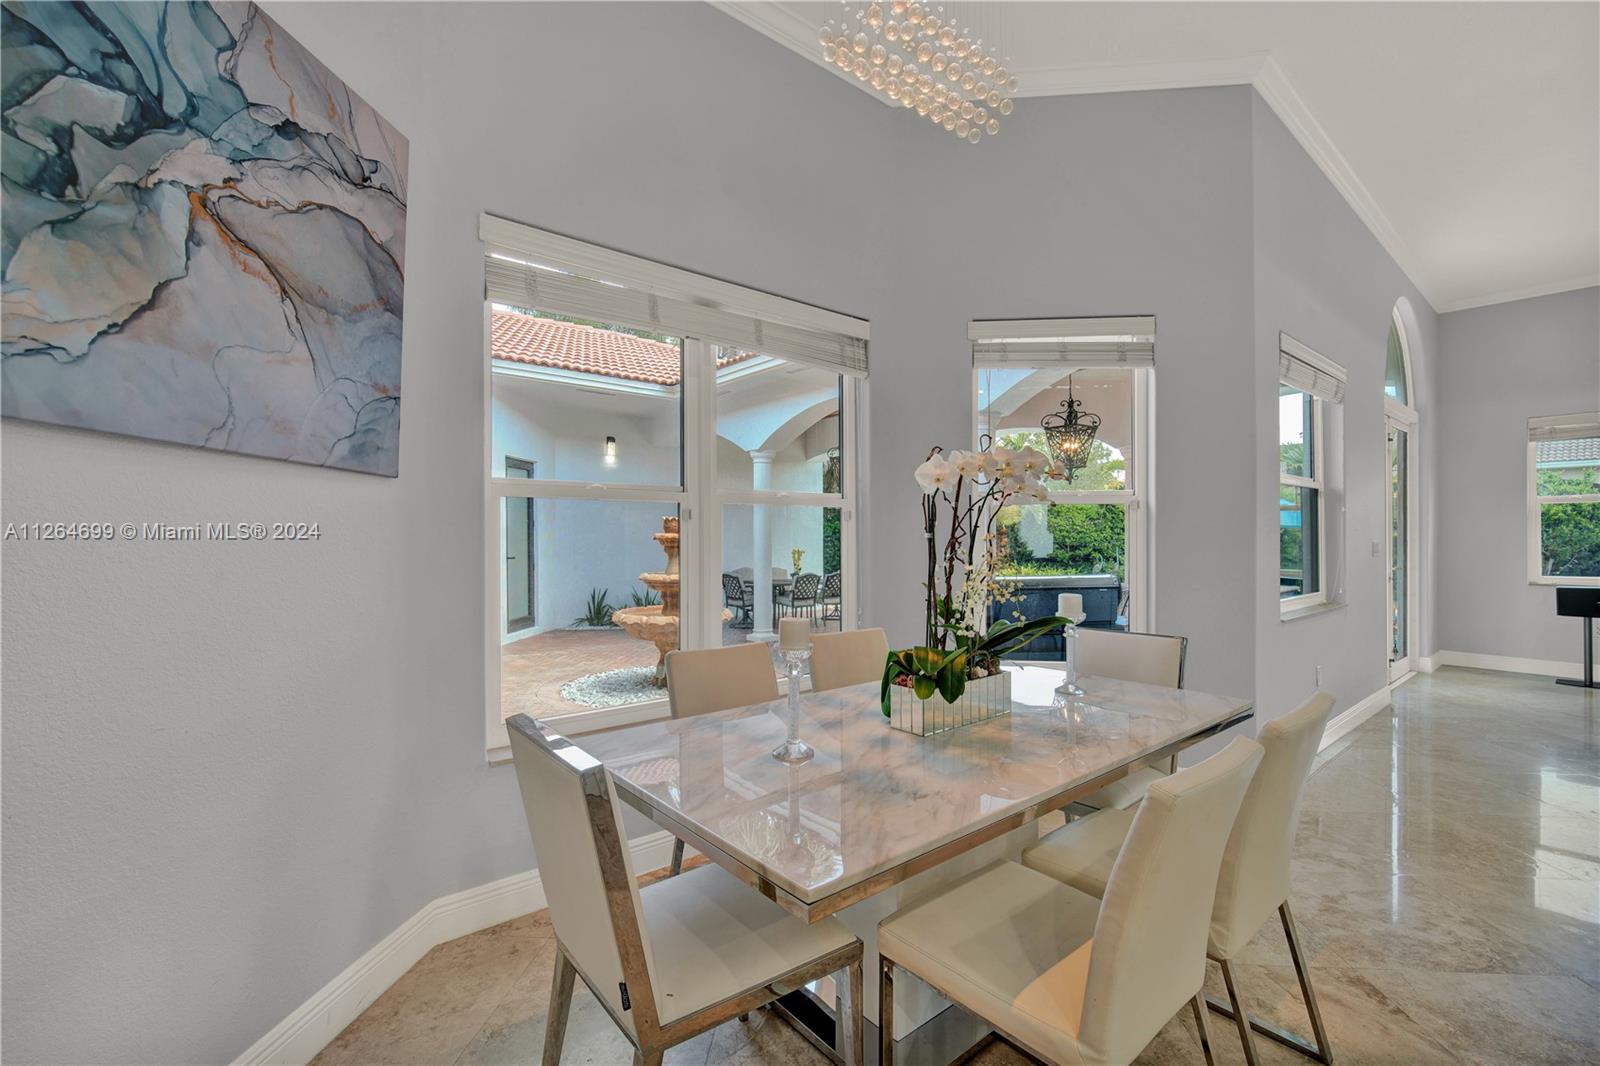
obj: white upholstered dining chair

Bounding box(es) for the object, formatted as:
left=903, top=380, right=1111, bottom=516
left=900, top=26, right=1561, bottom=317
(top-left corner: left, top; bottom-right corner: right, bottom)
left=877, top=737, right=1264, bottom=1066
left=663, top=643, right=779, bottom=875
left=1022, top=691, right=1337, bottom=1065
left=808, top=627, right=889, bottom=692
left=1071, top=629, right=1189, bottom=812
left=506, top=714, right=864, bottom=1066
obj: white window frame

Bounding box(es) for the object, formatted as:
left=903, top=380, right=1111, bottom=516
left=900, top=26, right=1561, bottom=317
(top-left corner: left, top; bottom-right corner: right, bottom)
left=1384, top=305, right=1421, bottom=681
left=969, top=361, right=1155, bottom=633
left=1527, top=430, right=1600, bottom=588
left=1384, top=305, right=1415, bottom=415
left=482, top=218, right=864, bottom=760
left=1279, top=386, right=1328, bottom=613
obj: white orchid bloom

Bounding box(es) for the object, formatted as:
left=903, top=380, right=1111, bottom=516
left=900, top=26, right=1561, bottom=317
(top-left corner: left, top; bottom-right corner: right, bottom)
left=951, top=450, right=987, bottom=480
left=915, top=455, right=954, bottom=494
left=1023, top=476, right=1051, bottom=502
left=1017, top=446, right=1051, bottom=479
left=990, top=447, right=1020, bottom=481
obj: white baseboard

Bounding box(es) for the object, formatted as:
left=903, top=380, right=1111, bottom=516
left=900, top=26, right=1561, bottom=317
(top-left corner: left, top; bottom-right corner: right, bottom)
left=1430, top=650, right=1582, bottom=680
left=234, top=830, right=680, bottom=1066
left=1318, top=686, right=1393, bottom=751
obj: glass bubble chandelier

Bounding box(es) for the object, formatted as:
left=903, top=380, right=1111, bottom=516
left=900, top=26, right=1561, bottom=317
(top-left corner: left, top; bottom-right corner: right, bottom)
left=818, top=1, right=1017, bottom=144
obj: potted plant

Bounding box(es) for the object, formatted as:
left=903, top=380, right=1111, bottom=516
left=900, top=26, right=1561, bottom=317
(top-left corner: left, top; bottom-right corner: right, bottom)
left=881, top=442, right=1070, bottom=734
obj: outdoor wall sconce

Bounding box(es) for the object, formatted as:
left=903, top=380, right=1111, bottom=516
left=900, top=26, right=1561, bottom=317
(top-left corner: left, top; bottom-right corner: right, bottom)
left=604, top=435, right=617, bottom=465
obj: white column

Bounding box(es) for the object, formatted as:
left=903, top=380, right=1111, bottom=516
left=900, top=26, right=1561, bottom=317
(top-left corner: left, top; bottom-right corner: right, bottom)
left=749, top=450, right=776, bottom=644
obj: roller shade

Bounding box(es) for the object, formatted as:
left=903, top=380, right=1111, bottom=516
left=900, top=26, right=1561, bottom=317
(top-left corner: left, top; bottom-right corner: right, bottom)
left=1279, top=334, right=1346, bottom=404
left=971, top=316, right=1155, bottom=368
left=1529, top=412, right=1600, bottom=442
left=484, top=254, right=868, bottom=377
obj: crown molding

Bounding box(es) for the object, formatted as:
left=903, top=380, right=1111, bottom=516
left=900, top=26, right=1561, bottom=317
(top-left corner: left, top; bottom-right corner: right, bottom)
left=1016, top=53, right=1266, bottom=98
left=1435, top=274, right=1600, bottom=314
left=1249, top=55, right=1439, bottom=311
left=710, top=2, right=1588, bottom=314
left=710, top=1, right=871, bottom=94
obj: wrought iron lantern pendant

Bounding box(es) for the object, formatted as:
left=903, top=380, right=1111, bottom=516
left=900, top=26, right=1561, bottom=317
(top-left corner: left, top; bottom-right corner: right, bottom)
left=1041, top=376, right=1101, bottom=483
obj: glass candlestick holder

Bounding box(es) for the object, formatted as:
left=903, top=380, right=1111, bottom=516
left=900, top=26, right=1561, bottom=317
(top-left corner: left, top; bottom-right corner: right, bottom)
left=1057, top=623, right=1085, bottom=697
left=771, top=648, right=816, bottom=765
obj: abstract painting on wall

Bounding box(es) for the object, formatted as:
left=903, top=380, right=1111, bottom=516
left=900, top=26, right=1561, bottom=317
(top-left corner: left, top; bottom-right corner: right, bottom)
left=1, top=1, right=408, bottom=476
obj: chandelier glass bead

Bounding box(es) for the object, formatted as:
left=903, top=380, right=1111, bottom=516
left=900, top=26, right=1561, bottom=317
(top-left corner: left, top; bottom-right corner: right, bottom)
left=819, top=2, right=1018, bottom=143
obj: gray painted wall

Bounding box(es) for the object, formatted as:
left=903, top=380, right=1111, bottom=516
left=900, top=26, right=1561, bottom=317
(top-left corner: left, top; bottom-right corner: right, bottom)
left=1249, top=93, right=1442, bottom=728
left=867, top=86, right=1259, bottom=702
left=0, top=4, right=896, bottom=1063
left=2, top=3, right=1457, bottom=1061
left=1436, top=287, right=1600, bottom=662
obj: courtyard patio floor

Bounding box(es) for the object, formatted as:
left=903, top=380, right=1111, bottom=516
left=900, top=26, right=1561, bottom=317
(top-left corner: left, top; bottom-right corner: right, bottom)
left=501, top=616, right=842, bottom=720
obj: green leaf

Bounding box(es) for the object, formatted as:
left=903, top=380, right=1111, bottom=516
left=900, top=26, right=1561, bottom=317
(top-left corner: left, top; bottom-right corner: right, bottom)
left=910, top=645, right=945, bottom=675
left=880, top=656, right=904, bottom=716
left=912, top=674, right=938, bottom=700
left=936, top=650, right=969, bottom=702
left=977, top=614, right=1070, bottom=655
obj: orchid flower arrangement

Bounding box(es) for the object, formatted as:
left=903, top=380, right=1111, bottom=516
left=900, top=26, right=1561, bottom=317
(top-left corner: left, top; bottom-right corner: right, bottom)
left=882, top=441, right=1070, bottom=715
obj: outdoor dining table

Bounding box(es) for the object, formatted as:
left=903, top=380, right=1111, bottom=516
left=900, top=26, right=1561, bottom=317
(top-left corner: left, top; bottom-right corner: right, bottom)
left=574, top=661, right=1253, bottom=1063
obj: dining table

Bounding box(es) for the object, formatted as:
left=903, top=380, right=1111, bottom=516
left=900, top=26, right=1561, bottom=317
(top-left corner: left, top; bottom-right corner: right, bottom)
left=575, top=660, right=1252, bottom=1064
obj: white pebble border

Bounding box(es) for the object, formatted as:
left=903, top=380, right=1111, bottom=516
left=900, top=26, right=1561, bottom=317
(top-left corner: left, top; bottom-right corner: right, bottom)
left=560, top=666, right=660, bottom=707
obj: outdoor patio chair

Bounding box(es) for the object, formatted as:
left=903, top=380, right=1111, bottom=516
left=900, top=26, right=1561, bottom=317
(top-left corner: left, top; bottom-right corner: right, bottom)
left=820, top=571, right=842, bottom=624
left=722, top=572, right=754, bottom=628
left=775, top=572, right=822, bottom=619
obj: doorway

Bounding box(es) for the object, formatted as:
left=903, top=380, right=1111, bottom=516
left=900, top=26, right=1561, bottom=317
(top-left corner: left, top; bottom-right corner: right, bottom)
left=1386, top=419, right=1415, bottom=681
left=505, top=457, right=535, bottom=632
left=1385, top=305, right=1420, bottom=684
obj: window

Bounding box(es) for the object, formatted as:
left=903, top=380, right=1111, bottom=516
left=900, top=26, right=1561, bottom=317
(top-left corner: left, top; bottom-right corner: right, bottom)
left=1279, top=386, right=1323, bottom=603
left=482, top=216, right=865, bottom=755
left=972, top=317, right=1154, bottom=653
left=1384, top=316, right=1410, bottom=406
left=1278, top=334, right=1345, bottom=615
left=1528, top=413, right=1600, bottom=586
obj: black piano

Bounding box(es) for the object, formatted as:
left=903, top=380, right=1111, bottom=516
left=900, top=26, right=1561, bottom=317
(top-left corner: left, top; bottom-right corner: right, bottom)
left=1556, top=586, right=1600, bottom=689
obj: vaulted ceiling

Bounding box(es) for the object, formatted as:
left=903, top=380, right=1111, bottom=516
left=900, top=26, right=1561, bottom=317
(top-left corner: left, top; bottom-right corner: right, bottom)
left=715, top=2, right=1599, bottom=313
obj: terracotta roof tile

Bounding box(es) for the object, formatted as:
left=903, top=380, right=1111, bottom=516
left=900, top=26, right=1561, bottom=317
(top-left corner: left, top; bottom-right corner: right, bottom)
left=491, top=309, right=756, bottom=386
left=492, top=310, right=683, bottom=385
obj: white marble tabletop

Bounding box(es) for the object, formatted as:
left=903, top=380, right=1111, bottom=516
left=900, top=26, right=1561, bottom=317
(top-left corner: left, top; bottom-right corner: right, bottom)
left=576, top=663, right=1251, bottom=920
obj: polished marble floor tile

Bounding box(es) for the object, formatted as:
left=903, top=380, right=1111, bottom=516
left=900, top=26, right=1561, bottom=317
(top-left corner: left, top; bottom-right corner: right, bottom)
left=312, top=668, right=1599, bottom=1065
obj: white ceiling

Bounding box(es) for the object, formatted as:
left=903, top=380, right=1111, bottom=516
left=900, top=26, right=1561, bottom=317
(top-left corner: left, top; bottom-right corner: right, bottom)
left=715, top=2, right=1599, bottom=313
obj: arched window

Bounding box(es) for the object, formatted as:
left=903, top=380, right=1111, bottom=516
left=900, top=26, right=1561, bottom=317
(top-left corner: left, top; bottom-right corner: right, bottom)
left=1385, top=309, right=1412, bottom=406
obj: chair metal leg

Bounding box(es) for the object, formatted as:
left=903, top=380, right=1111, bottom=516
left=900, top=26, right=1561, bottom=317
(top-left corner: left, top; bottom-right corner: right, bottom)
left=879, top=955, right=896, bottom=1066
left=670, top=837, right=685, bottom=876
left=1282, top=902, right=1334, bottom=1063
left=1205, top=904, right=1334, bottom=1064
left=543, top=947, right=577, bottom=1066
left=1190, top=993, right=1217, bottom=1066
left=837, top=958, right=863, bottom=1066
left=1218, top=959, right=1262, bottom=1066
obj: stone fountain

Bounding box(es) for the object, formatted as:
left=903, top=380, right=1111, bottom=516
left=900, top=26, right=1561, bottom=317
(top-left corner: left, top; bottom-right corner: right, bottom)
left=612, top=516, right=730, bottom=687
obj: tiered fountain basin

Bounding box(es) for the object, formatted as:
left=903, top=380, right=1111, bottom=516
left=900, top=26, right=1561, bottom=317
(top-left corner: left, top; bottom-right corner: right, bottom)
left=612, top=518, right=729, bottom=686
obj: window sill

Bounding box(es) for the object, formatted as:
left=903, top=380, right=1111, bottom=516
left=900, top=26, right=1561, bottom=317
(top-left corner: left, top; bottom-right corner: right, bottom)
left=1279, top=599, right=1344, bottom=623
left=1530, top=576, right=1600, bottom=587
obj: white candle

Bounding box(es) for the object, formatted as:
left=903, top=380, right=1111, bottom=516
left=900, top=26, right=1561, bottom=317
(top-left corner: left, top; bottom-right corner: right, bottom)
left=1058, top=593, right=1086, bottom=624
left=778, top=617, right=811, bottom=651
